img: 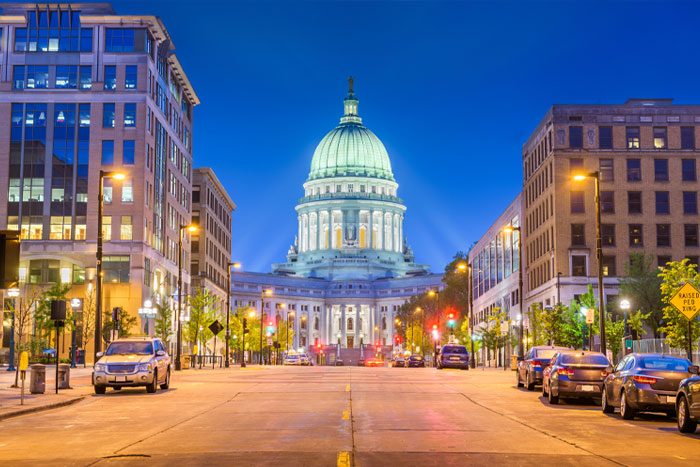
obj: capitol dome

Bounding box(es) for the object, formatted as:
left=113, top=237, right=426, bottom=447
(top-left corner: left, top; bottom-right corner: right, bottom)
left=308, top=81, right=394, bottom=182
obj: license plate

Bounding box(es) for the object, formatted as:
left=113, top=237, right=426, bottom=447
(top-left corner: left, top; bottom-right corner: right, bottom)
left=666, top=396, right=676, bottom=404
left=113, top=376, right=127, bottom=382
left=450, top=357, right=460, bottom=360
left=581, top=385, right=597, bottom=392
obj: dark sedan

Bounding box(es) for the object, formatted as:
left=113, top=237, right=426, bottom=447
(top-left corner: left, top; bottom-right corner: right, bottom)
left=542, top=351, right=610, bottom=404
left=602, top=353, right=693, bottom=420
left=677, top=364, right=700, bottom=433
left=406, top=354, right=426, bottom=367
left=436, top=345, right=469, bottom=369
left=516, top=345, right=569, bottom=390
left=392, top=356, right=406, bottom=367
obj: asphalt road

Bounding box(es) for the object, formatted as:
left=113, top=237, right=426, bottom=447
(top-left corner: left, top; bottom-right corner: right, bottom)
left=0, top=365, right=697, bottom=466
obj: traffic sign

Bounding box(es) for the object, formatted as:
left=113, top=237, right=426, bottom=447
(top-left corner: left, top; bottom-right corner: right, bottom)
left=585, top=308, right=595, bottom=324
left=267, top=337, right=273, bottom=346
left=669, top=282, right=700, bottom=320
left=208, top=319, right=224, bottom=336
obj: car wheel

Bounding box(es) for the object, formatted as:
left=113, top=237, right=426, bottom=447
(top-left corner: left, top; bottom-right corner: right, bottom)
left=526, top=372, right=535, bottom=391
left=548, top=385, right=559, bottom=404
left=542, top=378, right=548, bottom=396
left=113, top=386, right=121, bottom=391
left=677, top=395, right=698, bottom=433
left=160, top=367, right=171, bottom=390
left=146, top=370, right=158, bottom=394
left=516, top=370, right=523, bottom=388
left=601, top=387, right=614, bottom=414
left=620, top=390, right=635, bottom=420
left=94, top=385, right=106, bottom=395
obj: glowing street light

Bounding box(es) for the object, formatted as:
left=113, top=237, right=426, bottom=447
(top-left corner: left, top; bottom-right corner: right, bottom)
left=225, top=261, right=242, bottom=367
left=175, top=223, right=198, bottom=371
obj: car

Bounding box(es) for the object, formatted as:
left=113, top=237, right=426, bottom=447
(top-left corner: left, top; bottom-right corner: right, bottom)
left=284, top=354, right=302, bottom=365
left=357, top=358, right=365, bottom=366
left=436, top=344, right=469, bottom=369
left=365, top=359, right=383, bottom=367
left=335, top=359, right=344, bottom=366
left=300, top=353, right=311, bottom=366
left=602, top=353, right=694, bottom=420
left=516, top=345, right=569, bottom=390
left=406, top=354, right=426, bottom=367
left=392, top=356, right=406, bottom=367
left=676, top=364, right=700, bottom=433
left=92, top=337, right=171, bottom=394
left=542, top=350, right=610, bottom=404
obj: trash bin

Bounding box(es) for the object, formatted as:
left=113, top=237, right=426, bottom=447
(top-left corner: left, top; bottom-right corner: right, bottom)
left=181, top=355, right=191, bottom=369
left=58, top=363, right=71, bottom=389
left=511, top=355, right=519, bottom=371
left=30, top=364, right=46, bottom=394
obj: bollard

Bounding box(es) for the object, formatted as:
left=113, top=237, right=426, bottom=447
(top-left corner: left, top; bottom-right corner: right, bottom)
left=29, top=363, right=46, bottom=394
left=57, top=363, right=71, bottom=389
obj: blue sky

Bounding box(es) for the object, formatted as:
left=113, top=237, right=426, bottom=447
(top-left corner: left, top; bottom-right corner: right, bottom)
left=109, top=0, right=699, bottom=273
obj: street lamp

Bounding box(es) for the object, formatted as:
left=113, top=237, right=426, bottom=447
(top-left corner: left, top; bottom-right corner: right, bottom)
left=260, top=289, right=272, bottom=365
left=573, top=172, right=606, bottom=355
left=175, top=223, right=198, bottom=371
left=95, top=170, right=125, bottom=364
left=620, top=299, right=631, bottom=354
left=225, top=261, right=242, bottom=368
left=6, top=288, right=20, bottom=372
left=503, top=225, right=524, bottom=358
left=456, top=261, right=476, bottom=367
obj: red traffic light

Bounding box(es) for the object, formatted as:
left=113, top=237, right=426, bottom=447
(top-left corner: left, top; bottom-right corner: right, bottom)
left=448, top=313, right=454, bottom=319
left=394, top=336, right=401, bottom=344
left=432, top=324, right=437, bottom=330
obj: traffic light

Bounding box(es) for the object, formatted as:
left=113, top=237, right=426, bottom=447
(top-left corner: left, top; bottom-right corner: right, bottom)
left=266, top=320, right=276, bottom=334
left=448, top=313, right=456, bottom=328
left=242, top=318, right=250, bottom=334
left=394, top=336, right=401, bottom=345
left=431, top=324, right=439, bottom=340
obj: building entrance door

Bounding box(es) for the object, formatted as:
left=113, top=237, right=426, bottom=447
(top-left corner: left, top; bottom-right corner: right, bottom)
left=346, top=336, right=354, bottom=348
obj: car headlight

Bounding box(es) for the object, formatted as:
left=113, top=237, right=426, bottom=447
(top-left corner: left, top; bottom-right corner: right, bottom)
left=139, top=363, right=152, bottom=371
left=94, top=364, right=106, bottom=372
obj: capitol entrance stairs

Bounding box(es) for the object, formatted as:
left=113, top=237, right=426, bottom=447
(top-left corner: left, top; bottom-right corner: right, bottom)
left=311, top=345, right=392, bottom=366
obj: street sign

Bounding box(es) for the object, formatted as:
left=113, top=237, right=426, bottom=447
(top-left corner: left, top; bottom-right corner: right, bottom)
left=209, top=319, right=224, bottom=336
left=267, top=337, right=273, bottom=346
left=19, top=351, right=28, bottom=371
left=585, top=308, right=595, bottom=324
left=500, top=322, right=508, bottom=335
left=669, top=282, right=700, bottom=320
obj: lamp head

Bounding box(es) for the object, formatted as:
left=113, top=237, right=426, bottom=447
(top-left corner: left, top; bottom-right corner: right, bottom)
left=187, top=225, right=198, bottom=232
left=457, top=262, right=467, bottom=271
left=573, top=174, right=587, bottom=181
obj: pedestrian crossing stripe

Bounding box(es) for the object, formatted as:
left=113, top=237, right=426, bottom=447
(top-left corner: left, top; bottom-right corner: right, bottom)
left=337, top=451, right=350, bottom=467
left=342, top=410, right=349, bottom=420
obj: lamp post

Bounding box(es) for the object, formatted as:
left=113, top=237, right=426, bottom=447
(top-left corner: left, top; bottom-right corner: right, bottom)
left=556, top=272, right=562, bottom=304
left=503, top=225, right=524, bottom=358
left=175, top=223, right=198, bottom=371
left=260, top=289, right=271, bottom=365
left=6, top=288, right=20, bottom=372
left=95, top=170, right=125, bottom=364
left=620, top=299, right=631, bottom=354
left=573, top=171, right=606, bottom=355
left=70, top=298, right=82, bottom=368
left=225, top=262, right=242, bottom=368
left=457, top=261, right=477, bottom=368
left=337, top=332, right=342, bottom=358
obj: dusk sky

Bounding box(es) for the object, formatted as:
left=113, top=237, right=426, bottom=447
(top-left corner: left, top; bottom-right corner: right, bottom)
left=110, top=0, right=700, bottom=273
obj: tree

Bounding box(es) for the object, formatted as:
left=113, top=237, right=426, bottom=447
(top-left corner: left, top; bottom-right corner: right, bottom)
left=34, top=283, right=72, bottom=350
left=479, top=307, right=509, bottom=366
left=440, top=252, right=470, bottom=317
left=185, top=288, right=220, bottom=352
left=540, top=304, right=567, bottom=345
left=605, top=312, right=626, bottom=364
left=154, top=301, right=173, bottom=343
left=7, top=285, right=42, bottom=387
left=628, top=310, right=650, bottom=340
left=618, top=252, right=665, bottom=337
left=101, top=308, right=138, bottom=344
left=560, top=304, right=585, bottom=350
left=79, top=287, right=96, bottom=367
left=658, top=260, right=700, bottom=352
left=526, top=303, right=547, bottom=346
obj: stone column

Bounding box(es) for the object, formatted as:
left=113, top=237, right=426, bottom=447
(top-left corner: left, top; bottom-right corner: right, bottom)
left=356, top=304, right=362, bottom=348
left=340, top=305, right=346, bottom=348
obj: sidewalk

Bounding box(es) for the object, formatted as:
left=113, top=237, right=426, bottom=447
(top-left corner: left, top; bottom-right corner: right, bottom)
left=0, top=365, right=94, bottom=421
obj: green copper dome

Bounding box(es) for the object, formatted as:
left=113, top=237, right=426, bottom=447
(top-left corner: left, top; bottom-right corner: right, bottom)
left=308, top=82, right=394, bottom=181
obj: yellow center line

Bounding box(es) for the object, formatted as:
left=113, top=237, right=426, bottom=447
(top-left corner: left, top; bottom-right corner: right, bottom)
left=345, top=385, right=350, bottom=391
left=342, top=410, right=349, bottom=420
left=337, top=451, right=350, bottom=467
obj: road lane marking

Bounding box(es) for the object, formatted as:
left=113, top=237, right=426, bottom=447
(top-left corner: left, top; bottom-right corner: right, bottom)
left=64, top=425, right=73, bottom=429
left=345, top=385, right=350, bottom=391
left=337, top=451, right=350, bottom=467
left=342, top=410, right=349, bottom=420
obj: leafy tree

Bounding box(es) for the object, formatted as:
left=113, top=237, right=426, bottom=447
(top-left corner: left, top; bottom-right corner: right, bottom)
left=102, top=308, right=138, bottom=343
left=658, top=260, right=700, bottom=352
left=34, top=283, right=72, bottom=348
left=7, top=285, right=42, bottom=387
left=628, top=310, right=650, bottom=340
left=540, top=303, right=567, bottom=345
left=479, top=307, right=509, bottom=366
left=154, top=301, right=173, bottom=343
left=618, top=252, right=665, bottom=337
left=605, top=312, right=626, bottom=364
left=80, top=287, right=96, bottom=366
left=526, top=303, right=547, bottom=346
left=560, top=304, right=585, bottom=350
left=440, top=252, right=470, bottom=318
left=185, top=288, right=220, bottom=352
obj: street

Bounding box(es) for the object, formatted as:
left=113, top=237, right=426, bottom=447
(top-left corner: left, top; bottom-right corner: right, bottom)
left=0, top=366, right=697, bottom=466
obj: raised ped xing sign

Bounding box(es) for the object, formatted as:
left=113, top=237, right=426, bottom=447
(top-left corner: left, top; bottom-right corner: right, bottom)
left=669, top=282, right=700, bottom=321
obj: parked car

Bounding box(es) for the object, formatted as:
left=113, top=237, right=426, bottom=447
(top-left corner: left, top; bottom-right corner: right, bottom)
left=300, top=353, right=311, bottom=366
left=92, top=337, right=171, bottom=394
left=436, top=345, right=469, bottom=369
left=676, top=364, right=700, bottom=433
left=406, top=354, right=426, bottom=368
left=284, top=354, right=302, bottom=366
left=335, top=359, right=344, bottom=366
left=516, top=345, right=569, bottom=390
left=365, top=358, right=383, bottom=367
left=357, top=358, right=365, bottom=366
left=542, top=351, right=610, bottom=404
left=602, top=353, right=694, bottom=420
left=392, top=356, right=406, bottom=367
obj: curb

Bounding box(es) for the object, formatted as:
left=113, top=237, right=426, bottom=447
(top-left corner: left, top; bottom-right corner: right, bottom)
left=0, top=395, right=85, bottom=422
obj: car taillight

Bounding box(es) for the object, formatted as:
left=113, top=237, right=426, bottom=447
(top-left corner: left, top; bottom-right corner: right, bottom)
left=557, top=368, right=574, bottom=376
left=632, top=375, right=658, bottom=384
left=531, top=361, right=540, bottom=367
left=600, top=370, right=609, bottom=378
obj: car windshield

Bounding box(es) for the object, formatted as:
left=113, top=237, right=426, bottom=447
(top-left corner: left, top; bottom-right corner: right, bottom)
left=640, top=357, right=691, bottom=371
left=442, top=346, right=467, bottom=354
left=286, top=355, right=299, bottom=360
left=106, top=341, right=153, bottom=355
left=561, top=353, right=609, bottom=365
left=534, top=349, right=560, bottom=359
left=411, top=355, right=423, bottom=360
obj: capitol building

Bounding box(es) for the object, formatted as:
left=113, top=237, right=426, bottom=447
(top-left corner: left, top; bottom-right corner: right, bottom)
left=231, top=80, right=442, bottom=360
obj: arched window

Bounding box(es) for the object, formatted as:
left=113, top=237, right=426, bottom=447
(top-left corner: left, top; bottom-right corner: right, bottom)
left=314, top=316, right=319, bottom=331
left=347, top=317, right=354, bottom=331
left=382, top=317, right=387, bottom=330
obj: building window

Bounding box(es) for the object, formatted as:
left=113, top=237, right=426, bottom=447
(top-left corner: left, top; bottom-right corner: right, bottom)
left=102, top=140, right=114, bottom=165
left=601, top=256, right=616, bottom=277
left=105, top=28, right=151, bottom=53
left=569, top=158, right=584, bottom=175
left=26, top=65, right=49, bottom=89
left=601, top=224, right=615, bottom=246
left=687, top=256, right=700, bottom=267
left=657, top=224, right=671, bottom=247
left=14, top=11, right=92, bottom=52
left=103, top=255, right=130, bottom=283
left=658, top=256, right=672, bottom=268
left=103, top=103, right=115, bottom=128
left=123, top=140, right=135, bottom=165
left=685, top=224, right=699, bottom=247
left=569, top=127, right=583, bottom=148
left=599, top=158, right=614, bottom=181
left=80, top=66, right=92, bottom=89
left=655, top=191, right=670, bottom=214
left=626, top=127, right=640, bottom=149
left=121, top=179, right=133, bottom=203
left=654, top=159, right=669, bottom=181
left=599, top=127, right=613, bottom=149
left=125, top=65, right=137, bottom=89
left=629, top=224, right=643, bottom=247
left=571, top=255, right=587, bottom=276
left=55, top=65, right=77, bottom=88
left=653, top=127, right=667, bottom=149
left=684, top=192, right=698, bottom=215
left=120, top=216, right=133, bottom=240
left=601, top=191, right=614, bottom=214
left=627, top=159, right=641, bottom=181
left=681, top=127, right=695, bottom=149
left=570, top=191, right=585, bottom=213
left=628, top=191, right=642, bottom=214
left=124, top=103, right=136, bottom=127
left=571, top=224, right=585, bottom=246
left=682, top=159, right=697, bottom=181
left=104, top=65, right=116, bottom=90
left=102, top=216, right=112, bottom=241
left=13, top=65, right=25, bottom=89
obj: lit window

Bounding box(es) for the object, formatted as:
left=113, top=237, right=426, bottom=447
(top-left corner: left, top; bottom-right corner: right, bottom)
left=102, top=216, right=112, bottom=241
left=626, top=127, right=640, bottom=149
left=124, top=103, right=136, bottom=127
left=121, top=179, right=133, bottom=203
left=121, top=216, right=133, bottom=240
left=653, top=127, right=666, bottom=149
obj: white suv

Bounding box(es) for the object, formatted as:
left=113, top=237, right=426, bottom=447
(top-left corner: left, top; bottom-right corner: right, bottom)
left=92, top=337, right=171, bottom=394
